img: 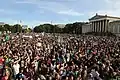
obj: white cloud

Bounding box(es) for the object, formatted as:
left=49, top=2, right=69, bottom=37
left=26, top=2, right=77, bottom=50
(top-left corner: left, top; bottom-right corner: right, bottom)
left=14, top=0, right=83, bottom=16
left=38, top=2, right=70, bottom=12
left=58, top=10, right=84, bottom=16
left=88, top=0, right=120, bottom=17
left=14, top=0, right=36, bottom=4
left=103, top=0, right=120, bottom=16
left=15, top=0, right=77, bottom=3
left=13, top=0, right=34, bottom=4
left=89, top=10, right=117, bottom=17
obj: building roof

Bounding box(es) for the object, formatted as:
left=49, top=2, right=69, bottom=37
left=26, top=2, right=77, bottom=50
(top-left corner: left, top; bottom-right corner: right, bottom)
left=0, top=22, right=5, bottom=25
left=109, top=20, right=120, bottom=24
left=89, top=13, right=120, bottom=20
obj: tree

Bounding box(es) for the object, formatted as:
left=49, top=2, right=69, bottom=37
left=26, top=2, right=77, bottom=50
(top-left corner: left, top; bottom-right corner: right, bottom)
left=34, top=24, right=62, bottom=33
left=42, top=24, right=53, bottom=33
left=73, top=22, right=83, bottom=34
left=63, top=22, right=83, bottom=34
left=33, top=25, right=44, bottom=33
left=12, top=24, right=22, bottom=33
left=33, top=22, right=84, bottom=34
left=63, top=24, right=73, bottom=33
left=54, top=25, right=63, bottom=33
left=4, top=24, right=13, bottom=32
left=0, top=25, right=5, bottom=32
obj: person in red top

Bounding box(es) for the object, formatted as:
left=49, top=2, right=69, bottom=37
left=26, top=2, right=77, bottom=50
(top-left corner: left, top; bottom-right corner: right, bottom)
left=0, top=57, right=4, bottom=66
left=0, top=57, right=5, bottom=80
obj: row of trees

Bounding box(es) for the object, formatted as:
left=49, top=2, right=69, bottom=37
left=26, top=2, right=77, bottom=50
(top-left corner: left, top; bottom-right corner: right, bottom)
left=0, top=22, right=85, bottom=34
left=0, top=24, right=32, bottom=33
left=33, top=24, right=62, bottom=33
left=33, top=22, right=86, bottom=34
left=63, top=22, right=85, bottom=34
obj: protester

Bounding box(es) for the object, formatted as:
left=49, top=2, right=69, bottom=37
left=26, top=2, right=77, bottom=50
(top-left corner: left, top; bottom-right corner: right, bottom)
left=0, top=33, right=120, bottom=80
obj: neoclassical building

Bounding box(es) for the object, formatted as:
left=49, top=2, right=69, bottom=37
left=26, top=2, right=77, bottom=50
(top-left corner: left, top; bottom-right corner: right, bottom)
left=89, top=13, right=120, bottom=33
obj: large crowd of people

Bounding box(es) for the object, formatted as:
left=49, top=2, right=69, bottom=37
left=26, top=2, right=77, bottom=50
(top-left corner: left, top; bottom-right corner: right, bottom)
left=0, top=33, right=120, bottom=80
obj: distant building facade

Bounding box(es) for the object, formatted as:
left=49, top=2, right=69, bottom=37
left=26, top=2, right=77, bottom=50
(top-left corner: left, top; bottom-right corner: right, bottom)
left=22, top=25, right=28, bottom=29
left=82, top=13, right=120, bottom=35
left=0, top=22, right=5, bottom=26
left=89, top=13, right=120, bottom=33
left=82, top=23, right=91, bottom=33
left=56, top=24, right=65, bottom=28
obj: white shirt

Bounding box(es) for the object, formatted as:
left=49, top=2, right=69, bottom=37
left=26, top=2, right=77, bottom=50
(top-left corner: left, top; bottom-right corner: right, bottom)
left=35, top=61, right=38, bottom=71
left=13, top=63, right=20, bottom=74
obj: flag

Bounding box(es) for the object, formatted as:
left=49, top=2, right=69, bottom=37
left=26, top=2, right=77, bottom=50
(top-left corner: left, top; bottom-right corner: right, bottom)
left=20, top=20, right=22, bottom=24
left=19, top=20, right=22, bottom=27
left=5, top=35, right=10, bottom=41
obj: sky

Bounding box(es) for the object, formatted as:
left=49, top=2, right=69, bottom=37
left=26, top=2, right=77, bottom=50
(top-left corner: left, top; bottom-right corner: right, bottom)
left=0, top=0, right=120, bottom=27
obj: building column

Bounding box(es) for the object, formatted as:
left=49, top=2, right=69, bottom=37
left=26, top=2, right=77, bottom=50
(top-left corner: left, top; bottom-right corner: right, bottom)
left=118, top=26, right=120, bottom=34
left=98, top=21, right=100, bottom=32
left=104, top=20, right=106, bottom=32
left=102, top=20, right=105, bottom=32
left=92, top=22, right=93, bottom=32
left=95, top=22, right=97, bottom=32
left=117, top=25, right=119, bottom=34
left=99, top=21, right=101, bottom=32
left=96, top=22, right=98, bottom=32
left=105, top=20, right=106, bottom=32
left=104, top=20, right=105, bottom=32
left=107, top=20, right=109, bottom=32
left=114, top=25, right=116, bottom=34
left=95, top=22, right=96, bottom=32
left=113, top=25, right=114, bottom=33
left=101, top=20, right=103, bottom=32
left=105, top=20, right=108, bottom=32
left=97, top=21, right=98, bottom=32
left=119, top=26, right=120, bottom=34
left=113, top=26, right=115, bottom=33
left=92, top=22, right=94, bottom=32
left=94, top=22, right=95, bottom=32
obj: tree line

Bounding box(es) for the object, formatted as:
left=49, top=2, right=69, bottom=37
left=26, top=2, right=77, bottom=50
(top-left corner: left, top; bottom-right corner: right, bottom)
left=0, top=22, right=86, bottom=34
left=33, top=22, right=86, bottom=34
left=0, top=24, right=32, bottom=33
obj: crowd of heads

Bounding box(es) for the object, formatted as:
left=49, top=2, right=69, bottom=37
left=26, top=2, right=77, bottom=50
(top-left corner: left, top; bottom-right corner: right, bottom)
left=0, top=33, right=120, bottom=80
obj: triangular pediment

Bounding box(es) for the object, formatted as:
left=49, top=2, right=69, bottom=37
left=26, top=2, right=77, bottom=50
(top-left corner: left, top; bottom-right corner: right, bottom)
left=89, top=14, right=106, bottom=20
